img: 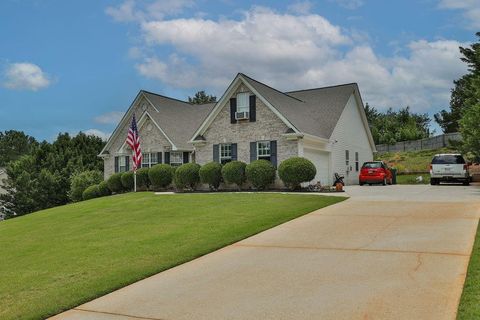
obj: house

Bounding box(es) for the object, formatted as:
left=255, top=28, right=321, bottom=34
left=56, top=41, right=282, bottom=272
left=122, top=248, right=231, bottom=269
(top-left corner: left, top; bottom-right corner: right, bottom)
left=100, top=73, right=376, bottom=186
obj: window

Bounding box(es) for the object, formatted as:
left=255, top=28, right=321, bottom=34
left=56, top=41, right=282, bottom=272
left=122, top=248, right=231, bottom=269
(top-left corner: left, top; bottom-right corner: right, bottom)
left=236, top=92, right=249, bottom=113
left=432, top=155, right=466, bottom=164
left=119, top=156, right=127, bottom=172
left=257, top=141, right=271, bottom=161
left=141, top=152, right=159, bottom=168
left=170, top=151, right=183, bottom=166
left=220, top=144, right=232, bottom=164
left=355, top=152, right=359, bottom=172
left=345, top=150, right=350, bottom=166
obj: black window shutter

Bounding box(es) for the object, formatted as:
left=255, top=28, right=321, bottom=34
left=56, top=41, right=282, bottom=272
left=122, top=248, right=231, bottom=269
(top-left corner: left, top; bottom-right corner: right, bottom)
left=249, top=95, right=256, bottom=122
left=270, top=140, right=277, bottom=167
left=213, top=144, right=219, bottom=163
left=125, top=156, right=130, bottom=171
left=114, top=156, right=119, bottom=173
left=250, top=142, right=257, bottom=163
left=164, top=152, right=170, bottom=165
left=183, top=152, right=189, bottom=164
left=157, top=152, right=162, bottom=164
left=230, top=98, right=237, bottom=124
left=231, top=143, right=238, bottom=161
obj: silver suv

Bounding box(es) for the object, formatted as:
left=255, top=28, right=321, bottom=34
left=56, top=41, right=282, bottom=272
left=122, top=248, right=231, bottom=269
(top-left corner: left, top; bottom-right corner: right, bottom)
left=430, top=153, right=470, bottom=185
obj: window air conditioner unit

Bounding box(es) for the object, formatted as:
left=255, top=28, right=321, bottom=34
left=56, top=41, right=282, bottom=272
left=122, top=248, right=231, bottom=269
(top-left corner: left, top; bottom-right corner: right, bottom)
left=235, top=111, right=249, bottom=120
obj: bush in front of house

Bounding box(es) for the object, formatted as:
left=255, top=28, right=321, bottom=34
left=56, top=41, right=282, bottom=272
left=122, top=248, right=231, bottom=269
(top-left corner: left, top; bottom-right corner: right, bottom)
left=245, top=160, right=276, bottom=190
left=278, top=157, right=317, bottom=190
left=82, top=184, right=100, bottom=200
left=221, top=161, right=247, bottom=190
left=121, top=171, right=134, bottom=191
left=107, top=173, right=123, bottom=193
left=199, top=162, right=223, bottom=190
left=97, top=181, right=111, bottom=197
left=149, top=164, right=174, bottom=190
left=69, top=170, right=103, bottom=202
left=135, top=167, right=150, bottom=190
left=174, top=163, right=201, bottom=191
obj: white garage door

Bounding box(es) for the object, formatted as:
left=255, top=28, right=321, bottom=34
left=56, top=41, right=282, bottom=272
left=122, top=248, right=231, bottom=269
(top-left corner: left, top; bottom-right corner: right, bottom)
left=303, top=148, right=331, bottom=186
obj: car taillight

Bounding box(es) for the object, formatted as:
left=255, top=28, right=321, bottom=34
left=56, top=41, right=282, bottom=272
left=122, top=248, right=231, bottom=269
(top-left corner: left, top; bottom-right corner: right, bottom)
left=429, top=164, right=432, bottom=170
left=464, top=164, right=468, bottom=170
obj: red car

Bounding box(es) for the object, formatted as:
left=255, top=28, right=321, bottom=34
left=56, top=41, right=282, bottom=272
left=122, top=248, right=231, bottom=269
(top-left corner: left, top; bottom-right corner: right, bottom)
left=359, top=161, right=393, bottom=186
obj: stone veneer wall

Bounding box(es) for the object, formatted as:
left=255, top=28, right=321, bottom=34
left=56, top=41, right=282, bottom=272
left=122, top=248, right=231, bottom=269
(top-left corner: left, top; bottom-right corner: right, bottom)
left=194, top=83, right=298, bottom=188
left=103, top=96, right=173, bottom=179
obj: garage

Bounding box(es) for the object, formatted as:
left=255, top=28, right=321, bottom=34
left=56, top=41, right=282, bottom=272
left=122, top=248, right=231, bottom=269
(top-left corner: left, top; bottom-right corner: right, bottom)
left=303, top=148, right=331, bottom=186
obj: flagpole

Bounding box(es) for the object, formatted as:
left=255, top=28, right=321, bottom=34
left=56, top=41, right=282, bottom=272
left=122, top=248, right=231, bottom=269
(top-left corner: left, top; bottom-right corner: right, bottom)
left=134, top=168, right=137, bottom=192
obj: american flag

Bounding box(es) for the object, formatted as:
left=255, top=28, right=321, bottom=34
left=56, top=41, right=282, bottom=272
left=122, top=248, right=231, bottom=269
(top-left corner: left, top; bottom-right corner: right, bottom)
left=126, top=114, right=142, bottom=171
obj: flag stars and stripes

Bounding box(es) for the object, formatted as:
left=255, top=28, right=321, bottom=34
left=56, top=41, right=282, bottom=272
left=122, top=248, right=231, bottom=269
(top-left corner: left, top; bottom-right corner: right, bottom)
left=126, top=114, right=142, bottom=171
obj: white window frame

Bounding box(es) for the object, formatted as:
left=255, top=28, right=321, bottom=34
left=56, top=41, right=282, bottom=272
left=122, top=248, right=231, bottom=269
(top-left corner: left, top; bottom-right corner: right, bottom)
left=220, top=143, right=232, bottom=164
left=257, top=141, right=271, bottom=161
left=236, top=92, right=249, bottom=113
left=170, top=151, right=183, bottom=167
left=355, top=152, right=359, bottom=172
left=345, top=150, right=350, bottom=166
left=119, top=156, right=127, bottom=172
left=141, top=152, right=159, bottom=168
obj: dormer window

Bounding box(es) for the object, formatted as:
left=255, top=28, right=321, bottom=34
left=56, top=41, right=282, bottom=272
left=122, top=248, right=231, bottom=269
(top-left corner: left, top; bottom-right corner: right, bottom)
left=236, top=92, right=249, bottom=113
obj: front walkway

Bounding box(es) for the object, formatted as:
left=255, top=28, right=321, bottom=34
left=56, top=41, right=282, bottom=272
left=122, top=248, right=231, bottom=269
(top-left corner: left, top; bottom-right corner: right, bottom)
left=52, top=185, right=480, bottom=320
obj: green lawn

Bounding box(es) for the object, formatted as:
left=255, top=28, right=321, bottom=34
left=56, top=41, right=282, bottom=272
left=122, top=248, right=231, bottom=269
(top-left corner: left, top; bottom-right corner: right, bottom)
left=375, top=148, right=456, bottom=174
left=457, top=223, right=480, bottom=319
left=0, top=192, right=345, bottom=320
left=395, top=173, right=430, bottom=184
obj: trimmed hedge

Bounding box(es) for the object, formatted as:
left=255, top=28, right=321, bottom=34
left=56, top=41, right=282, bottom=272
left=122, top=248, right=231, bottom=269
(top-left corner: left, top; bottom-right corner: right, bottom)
left=278, top=157, right=317, bottom=190
left=149, top=164, right=174, bottom=189
left=199, top=162, right=223, bottom=190
left=69, top=170, right=103, bottom=202
left=136, top=167, right=150, bottom=190
left=174, top=163, right=201, bottom=191
left=107, top=173, right=123, bottom=193
left=221, top=161, right=247, bottom=190
left=97, top=181, right=111, bottom=197
left=121, top=171, right=134, bottom=191
left=82, top=184, right=100, bottom=200
left=245, top=160, right=276, bottom=190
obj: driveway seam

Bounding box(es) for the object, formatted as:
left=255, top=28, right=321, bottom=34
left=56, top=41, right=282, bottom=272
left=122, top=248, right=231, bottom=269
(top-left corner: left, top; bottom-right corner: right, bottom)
left=73, top=308, right=168, bottom=320
left=233, top=243, right=470, bottom=257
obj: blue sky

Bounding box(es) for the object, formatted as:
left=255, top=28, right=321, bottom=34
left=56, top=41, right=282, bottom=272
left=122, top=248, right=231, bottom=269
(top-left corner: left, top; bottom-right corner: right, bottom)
left=0, top=0, right=478, bottom=141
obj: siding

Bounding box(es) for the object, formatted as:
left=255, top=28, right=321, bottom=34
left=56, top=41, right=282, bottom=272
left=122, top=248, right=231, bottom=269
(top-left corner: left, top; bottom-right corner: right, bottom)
left=330, top=94, right=374, bottom=185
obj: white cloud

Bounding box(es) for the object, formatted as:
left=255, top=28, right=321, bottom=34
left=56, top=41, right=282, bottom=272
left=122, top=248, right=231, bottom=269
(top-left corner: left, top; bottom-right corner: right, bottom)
left=106, top=0, right=194, bottom=22
left=3, top=62, right=51, bottom=91
left=438, top=0, right=480, bottom=29
left=287, top=1, right=313, bottom=15
left=94, top=111, right=125, bottom=124
left=83, top=129, right=111, bottom=141
left=329, top=0, right=364, bottom=10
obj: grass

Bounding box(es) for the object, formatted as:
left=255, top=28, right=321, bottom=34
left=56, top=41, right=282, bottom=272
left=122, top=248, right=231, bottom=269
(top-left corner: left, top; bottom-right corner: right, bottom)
left=0, top=192, right=345, bottom=320
left=375, top=148, right=457, bottom=174
left=457, top=223, right=480, bottom=319
left=395, top=173, right=430, bottom=185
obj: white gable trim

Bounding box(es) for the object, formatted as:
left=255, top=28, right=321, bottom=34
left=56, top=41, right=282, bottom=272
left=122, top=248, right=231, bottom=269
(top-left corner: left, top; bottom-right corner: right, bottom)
left=99, top=92, right=177, bottom=157
left=189, top=74, right=300, bottom=143
left=351, top=89, right=377, bottom=152
left=117, top=111, right=176, bottom=153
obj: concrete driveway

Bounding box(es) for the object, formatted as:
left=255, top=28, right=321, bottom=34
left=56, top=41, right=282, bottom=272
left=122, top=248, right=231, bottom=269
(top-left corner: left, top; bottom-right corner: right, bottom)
left=52, top=184, right=480, bottom=320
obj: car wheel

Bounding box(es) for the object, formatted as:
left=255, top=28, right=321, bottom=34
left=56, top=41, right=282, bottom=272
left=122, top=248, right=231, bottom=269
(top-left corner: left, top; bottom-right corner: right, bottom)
left=463, top=180, right=470, bottom=186
left=430, top=178, right=437, bottom=185
left=359, top=182, right=364, bottom=186
left=382, top=177, right=387, bottom=186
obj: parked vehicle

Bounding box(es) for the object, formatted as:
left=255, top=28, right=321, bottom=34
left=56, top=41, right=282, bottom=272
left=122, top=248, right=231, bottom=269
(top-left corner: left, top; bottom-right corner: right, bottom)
left=359, top=161, right=393, bottom=186
left=430, top=154, right=470, bottom=185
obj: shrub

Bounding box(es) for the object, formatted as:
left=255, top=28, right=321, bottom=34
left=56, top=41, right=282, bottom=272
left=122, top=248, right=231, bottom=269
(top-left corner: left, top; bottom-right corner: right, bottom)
left=245, top=160, right=276, bottom=190
left=121, top=171, right=134, bottom=191
left=199, top=162, right=223, bottom=190
left=278, top=157, right=317, bottom=190
left=97, top=181, right=111, bottom=197
left=149, top=164, right=174, bottom=189
left=136, top=167, right=150, bottom=190
left=69, top=170, right=103, bottom=202
left=221, top=161, right=247, bottom=190
left=107, top=173, right=123, bottom=193
left=174, top=163, right=201, bottom=191
left=82, top=184, right=100, bottom=200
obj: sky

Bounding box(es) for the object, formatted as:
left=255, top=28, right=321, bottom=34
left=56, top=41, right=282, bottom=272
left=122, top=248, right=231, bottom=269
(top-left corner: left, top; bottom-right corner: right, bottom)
left=0, top=0, right=479, bottom=141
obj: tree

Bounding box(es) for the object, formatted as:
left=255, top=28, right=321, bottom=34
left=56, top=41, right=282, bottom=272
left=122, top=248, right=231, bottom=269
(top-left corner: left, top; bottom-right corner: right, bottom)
left=0, top=130, right=37, bottom=167
left=459, top=75, right=480, bottom=160
left=188, top=91, right=216, bottom=104
left=435, top=32, right=480, bottom=133
left=364, top=104, right=431, bottom=145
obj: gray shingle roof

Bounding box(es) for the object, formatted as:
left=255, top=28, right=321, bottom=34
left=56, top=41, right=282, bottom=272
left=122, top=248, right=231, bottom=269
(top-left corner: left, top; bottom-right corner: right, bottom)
left=240, top=74, right=357, bottom=139
left=142, top=91, right=215, bottom=150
